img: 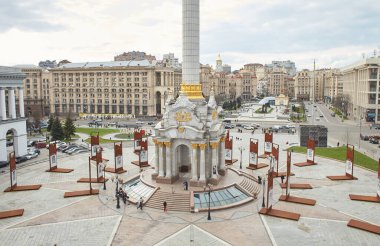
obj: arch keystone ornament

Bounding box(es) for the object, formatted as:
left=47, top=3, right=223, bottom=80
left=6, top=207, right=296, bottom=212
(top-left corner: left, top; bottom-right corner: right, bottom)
left=294, top=139, right=317, bottom=167
left=247, top=139, right=268, bottom=170
left=4, top=152, right=41, bottom=192
left=279, top=151, right=316, bottom=205
left=327, top=144, right=358, bottom=180
left=105, top=142, right=127, bottom=174
left=348, top=158, right=380, bottom=203
left=46, top=143, right=74, bottom=173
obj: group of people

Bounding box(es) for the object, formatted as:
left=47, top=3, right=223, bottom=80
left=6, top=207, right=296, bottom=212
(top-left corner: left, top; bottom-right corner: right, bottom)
left=118, top=187, right=129, bottom=205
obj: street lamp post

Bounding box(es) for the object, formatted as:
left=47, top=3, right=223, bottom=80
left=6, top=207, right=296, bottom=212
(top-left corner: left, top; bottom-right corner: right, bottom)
left=204, top=184, right=212, bottom=220
left=262, top=178, right=266, bottom=207
left=102, top=163, right=107, bottom=190
left=238, top=146, right=245, bottom=169
left=112, top=175, right=122, bottom=209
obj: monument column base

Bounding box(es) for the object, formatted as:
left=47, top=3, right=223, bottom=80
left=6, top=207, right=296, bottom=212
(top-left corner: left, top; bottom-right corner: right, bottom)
left=151, top=173, right=158, bottom=180
left=156, top=175, right=178, bottom=184
left=218, top=168, right=226, bottom=176
left=190, top=179, right=207, bottom=187
left=209, top=177, right=219, bottom=185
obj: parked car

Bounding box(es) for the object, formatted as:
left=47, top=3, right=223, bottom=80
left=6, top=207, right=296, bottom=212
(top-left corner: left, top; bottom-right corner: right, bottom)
left=70, top=149, right=87, bottom=155
left=62, top=145, right=78, bottom=153
left=371, top=124, right=380, bottom=129
left=16, top=156, right=28, bottom=164
left=25, top=152, right=39, bottom=160
left=225, top=124, right=232, bottom=129
left=307, top=114, right=312, bottom=117
left=0, top=160, right=9, bottom=168
left=136, top=121, right=144, bottom=125
left=331, top=113, right=336, bottom=117
left=243, top=125, right=254, bottom=130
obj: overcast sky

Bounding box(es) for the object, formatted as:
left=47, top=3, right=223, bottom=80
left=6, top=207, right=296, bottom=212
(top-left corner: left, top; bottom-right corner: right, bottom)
left=0, top=0, right=379, bottom=70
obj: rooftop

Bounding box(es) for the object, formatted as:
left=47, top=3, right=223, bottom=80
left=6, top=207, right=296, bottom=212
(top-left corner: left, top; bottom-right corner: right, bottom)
left=55, top=60, right=155, bottom=69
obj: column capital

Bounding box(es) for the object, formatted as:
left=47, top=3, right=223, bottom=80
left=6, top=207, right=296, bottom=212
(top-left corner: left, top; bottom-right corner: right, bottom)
left=191, top=143, right=198, bottom=149
left=199, top=143, right=207, bottom=150
left=164, top=142, right=171, bottom=147
left=210, top=142, right=219, bottom=149
left=152, top=139, right=158, bottom=145
left=157, top=142, right=164, bottom=147
left=220, top=136, right=225, bottom=142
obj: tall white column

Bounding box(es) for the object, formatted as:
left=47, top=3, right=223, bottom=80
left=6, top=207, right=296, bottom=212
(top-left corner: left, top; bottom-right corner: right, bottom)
left=0, top=88, right=6, bottom=120
left=158, top=142, right=165, bottom=176
left=165, top=142, right=172, bottom=177
left=219, top=137, right=225, bottom=170
left=211, top=142, right=218, bottom=179
left=153, top=140, right=159, bottom=175
left=191, top=143, right=198, bottom=180
left=8, top=88, right=16, bottom=119
left=199, top=143, right=206, bottom=181
left=182, top=0, right=200, bottom=84
left=18, top=87, right=25, bottom=118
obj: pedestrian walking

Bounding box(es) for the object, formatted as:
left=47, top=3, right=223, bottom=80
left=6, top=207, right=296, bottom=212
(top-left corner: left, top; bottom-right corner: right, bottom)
left=139, top=197, right=144, bottom=210
left=163, top=201, right=167, bottom=213
left=280, top=175, right=285, bottom=184
left=185, top=180, right=188, bottom=191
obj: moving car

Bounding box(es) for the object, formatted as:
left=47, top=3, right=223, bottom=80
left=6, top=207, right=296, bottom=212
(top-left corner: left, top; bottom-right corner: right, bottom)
left=25, top=152, right=39, bottom=160
left=16, top=156, right=28, bottom=164
left=243, top=125, right=254, bottom=130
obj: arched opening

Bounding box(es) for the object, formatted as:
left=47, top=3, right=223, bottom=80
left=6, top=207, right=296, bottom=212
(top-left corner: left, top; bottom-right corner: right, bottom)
left=176, top=144, right=191, bottom=180
left=156, top=91, right=162, bottom=115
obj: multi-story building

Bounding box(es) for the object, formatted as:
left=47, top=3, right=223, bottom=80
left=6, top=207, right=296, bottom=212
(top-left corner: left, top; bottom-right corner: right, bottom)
left=294, top=70, right=312, bottom=101
left=162, top=53, right=180, bottom=69
left=323, top=69, right=343, bottom=103
left=38, top=60, right=57, bottom=69
left=341, top=57, right=380, bottom=123
left=114, top=51, right=156, bottom=63
left=14, top=65, right=50, bottom=118
left=267, top=67, right=288, bottom=96
left=266, top=60, right=297, bottom=76
left=49, top=60, right=181, bottom=117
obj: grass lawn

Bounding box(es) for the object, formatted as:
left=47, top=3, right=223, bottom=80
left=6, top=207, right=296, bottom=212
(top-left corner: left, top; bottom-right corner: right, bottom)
left=76, top=127, right=119, bottom=137
left=255, top=107, right=274, bottom=114
left=114, top=133, right=133, bottom=139
left=84, top=138, right=119, bottom=144
left=288, top=146, right=378, bottom=171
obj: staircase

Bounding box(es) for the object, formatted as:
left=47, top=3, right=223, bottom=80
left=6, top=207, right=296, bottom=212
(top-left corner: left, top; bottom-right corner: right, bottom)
left=145, top=190, right=191, bottom=212
left=239, top=177, right=261, bottom=197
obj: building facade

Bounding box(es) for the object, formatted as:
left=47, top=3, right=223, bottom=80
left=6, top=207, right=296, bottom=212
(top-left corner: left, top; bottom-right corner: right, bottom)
left=49, top=60, right=181, bottom=117
left=0, top=66, right=28, bottom=162
left=341, top=57, right=380, bottom=123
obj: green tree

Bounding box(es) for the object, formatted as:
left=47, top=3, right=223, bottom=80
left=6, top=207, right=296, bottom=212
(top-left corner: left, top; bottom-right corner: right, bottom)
left=51, top=117, right=65, bottom=141
left=47, top=114, right=54, bottom=132
left=64, top=113, right=76, bottom=140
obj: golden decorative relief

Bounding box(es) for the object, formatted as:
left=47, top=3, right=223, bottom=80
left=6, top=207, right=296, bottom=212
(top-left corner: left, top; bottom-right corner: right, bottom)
left=157, top=142, right=164, bottom=147
left=178, top=127, right=184, bottom=133
left=210, top=142, right=219, bottom=149
left=152, top=139, right=158, bottom=145
left=198, top=143, right=207, bottom=150
left=220, top=137, right=225, bottom=142
left=212, top=111, right=217, bottom=120
left=175, top=111, right=192, bottom=122
left=191, top=143, right=198, bottom=149
left=180, top=83, right=203, bottom=99
left=164, top=142, right=172, bottom=147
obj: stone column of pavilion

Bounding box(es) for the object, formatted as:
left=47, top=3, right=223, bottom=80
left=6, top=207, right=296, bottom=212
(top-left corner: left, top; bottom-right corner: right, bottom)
left=0, top=67, right=27, bottom=162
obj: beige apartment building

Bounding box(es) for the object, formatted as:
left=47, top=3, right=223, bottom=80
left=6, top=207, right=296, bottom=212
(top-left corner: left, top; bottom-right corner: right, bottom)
left=14, top=65, right=51, bottom=118
left=323, top=69, right=343, bottom=103
left=294, top=69, right=312, bottom=101
left=49, top=60, right=181, bottom=117
left=267, top=67, right=290, bottom=97
left=341, top=57, right=380, bottom=123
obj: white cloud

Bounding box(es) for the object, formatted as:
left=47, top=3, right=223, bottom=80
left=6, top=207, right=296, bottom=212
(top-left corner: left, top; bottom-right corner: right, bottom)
left=0, top=0, right=378, bottom=71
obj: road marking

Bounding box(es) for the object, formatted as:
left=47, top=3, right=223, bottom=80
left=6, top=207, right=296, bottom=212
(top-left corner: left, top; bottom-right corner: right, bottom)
left=259, top=213, right=278, bottom=246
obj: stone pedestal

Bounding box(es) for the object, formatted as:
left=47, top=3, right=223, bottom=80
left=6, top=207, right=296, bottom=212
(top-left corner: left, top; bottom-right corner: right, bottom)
left=156, top=175, right=178, bottom=184
left=218, top=168, right=226, bottom=176
left=208, top=177, right=220, bottom=186
left=190, top=179, right=206, bottom=187
left=151, top=173, right=158, bottom=180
